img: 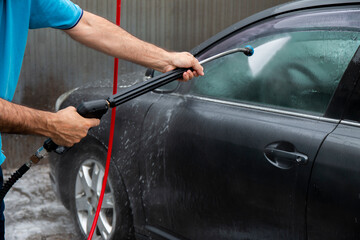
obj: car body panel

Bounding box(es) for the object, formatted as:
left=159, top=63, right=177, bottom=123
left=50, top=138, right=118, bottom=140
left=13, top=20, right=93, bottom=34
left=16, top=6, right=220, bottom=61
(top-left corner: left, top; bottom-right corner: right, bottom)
left=139, top=93, right=338, bottom=239
left=307, top=123, right=360, bottom=240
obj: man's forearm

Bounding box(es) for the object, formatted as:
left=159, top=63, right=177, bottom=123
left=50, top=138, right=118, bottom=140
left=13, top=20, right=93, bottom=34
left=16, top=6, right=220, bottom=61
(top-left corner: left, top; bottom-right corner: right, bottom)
left=65, top=11, right=173, bottom=72
left=0, top=98, right=53, bottom=136
left=64, top=11, right=204, bottom=79
left=0, top=98, right=100, bottom=147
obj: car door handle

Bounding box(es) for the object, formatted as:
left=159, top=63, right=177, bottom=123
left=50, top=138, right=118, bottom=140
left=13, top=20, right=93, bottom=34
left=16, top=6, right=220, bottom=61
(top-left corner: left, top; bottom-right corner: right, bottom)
left=264, top=142, right=308, bottom=169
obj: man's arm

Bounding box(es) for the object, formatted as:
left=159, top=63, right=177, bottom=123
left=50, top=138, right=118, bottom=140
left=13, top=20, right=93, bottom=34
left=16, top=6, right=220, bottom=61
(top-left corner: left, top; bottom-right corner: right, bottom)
left=0, top=98, right=99, bottom=147
left=64, top=11, right=204, bottom=81
left=0, top=11, right=203, bottom=148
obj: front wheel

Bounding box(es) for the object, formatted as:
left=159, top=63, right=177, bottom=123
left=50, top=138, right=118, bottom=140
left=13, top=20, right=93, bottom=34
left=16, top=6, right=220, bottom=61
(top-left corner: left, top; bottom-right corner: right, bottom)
left=75, top=159, right=115, bottom=239
left=66, top=140, right=134, bottom=240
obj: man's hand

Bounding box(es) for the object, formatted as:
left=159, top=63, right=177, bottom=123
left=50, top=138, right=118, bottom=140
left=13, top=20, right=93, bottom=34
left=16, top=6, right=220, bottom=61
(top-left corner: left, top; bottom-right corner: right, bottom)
left=47, top=107, right=100, bottom=147
left=0, top=99, right=99, bottom=147
left=163, top=52, right=204, bottom=81
left=65, top=11, right=204, bottom=81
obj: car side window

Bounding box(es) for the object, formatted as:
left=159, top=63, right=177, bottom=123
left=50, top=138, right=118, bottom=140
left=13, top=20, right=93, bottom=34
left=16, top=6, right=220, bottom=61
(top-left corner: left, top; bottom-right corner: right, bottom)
left=190, top=9, right=360, bottom=115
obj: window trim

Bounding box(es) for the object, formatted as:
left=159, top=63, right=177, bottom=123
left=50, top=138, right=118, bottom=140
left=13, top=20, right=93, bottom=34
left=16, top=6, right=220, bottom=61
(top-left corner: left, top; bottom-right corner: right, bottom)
left=341, top=120, right=360, bottom=127
left=174, top=92, right=340, bottom=123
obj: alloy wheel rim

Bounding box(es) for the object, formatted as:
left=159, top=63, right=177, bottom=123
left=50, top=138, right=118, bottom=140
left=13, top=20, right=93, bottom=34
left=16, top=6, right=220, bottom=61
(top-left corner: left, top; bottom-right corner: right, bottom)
left=75, top=159, right=116, bottom=239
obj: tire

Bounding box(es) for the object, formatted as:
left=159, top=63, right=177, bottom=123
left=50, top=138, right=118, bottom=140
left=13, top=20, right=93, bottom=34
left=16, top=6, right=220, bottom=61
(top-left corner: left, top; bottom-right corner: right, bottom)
left=62, top=139, right=134, bottom=240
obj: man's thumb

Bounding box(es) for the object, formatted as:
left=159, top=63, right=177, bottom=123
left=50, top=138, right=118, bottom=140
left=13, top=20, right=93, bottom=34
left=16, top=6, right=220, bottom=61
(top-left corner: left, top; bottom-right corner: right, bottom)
left=87, top=118, right=101, bottom=127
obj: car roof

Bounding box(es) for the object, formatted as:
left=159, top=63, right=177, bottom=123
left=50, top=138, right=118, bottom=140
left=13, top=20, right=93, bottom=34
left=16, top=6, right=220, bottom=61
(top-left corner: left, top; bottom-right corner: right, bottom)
left=192, top=0, right=360, bottom=55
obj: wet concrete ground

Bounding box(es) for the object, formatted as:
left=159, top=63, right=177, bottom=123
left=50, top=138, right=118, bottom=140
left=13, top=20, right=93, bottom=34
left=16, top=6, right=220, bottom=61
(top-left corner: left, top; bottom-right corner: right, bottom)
left=3, top=164, right=80, bottom=240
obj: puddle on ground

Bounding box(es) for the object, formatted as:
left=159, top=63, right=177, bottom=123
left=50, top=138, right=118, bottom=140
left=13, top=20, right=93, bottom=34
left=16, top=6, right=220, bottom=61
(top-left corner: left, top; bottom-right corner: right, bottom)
left=3, top=164, right=80, bottom=240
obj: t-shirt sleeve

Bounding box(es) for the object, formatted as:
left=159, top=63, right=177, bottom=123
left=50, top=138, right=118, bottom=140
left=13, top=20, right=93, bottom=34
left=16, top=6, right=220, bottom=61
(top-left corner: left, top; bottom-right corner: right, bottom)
left=29, top=0, right=83, bottom=30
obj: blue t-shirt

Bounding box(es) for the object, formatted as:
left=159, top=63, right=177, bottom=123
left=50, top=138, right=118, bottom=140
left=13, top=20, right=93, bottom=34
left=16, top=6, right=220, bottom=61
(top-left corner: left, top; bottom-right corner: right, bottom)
left=0, top=0, right=83, bottom=165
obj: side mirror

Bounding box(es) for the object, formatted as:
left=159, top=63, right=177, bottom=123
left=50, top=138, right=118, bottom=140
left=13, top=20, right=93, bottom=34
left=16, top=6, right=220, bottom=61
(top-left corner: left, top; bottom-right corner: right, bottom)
left=145, top=68, right=154, bottom=79
left=145, top=68, right=179, bottom=93
left=153, top=80, right=180, bottom=94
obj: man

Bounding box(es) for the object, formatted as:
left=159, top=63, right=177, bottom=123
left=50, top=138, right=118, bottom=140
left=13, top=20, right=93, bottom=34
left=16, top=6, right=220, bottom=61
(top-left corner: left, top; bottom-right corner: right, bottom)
left=0, top=0, right=204, bottom=238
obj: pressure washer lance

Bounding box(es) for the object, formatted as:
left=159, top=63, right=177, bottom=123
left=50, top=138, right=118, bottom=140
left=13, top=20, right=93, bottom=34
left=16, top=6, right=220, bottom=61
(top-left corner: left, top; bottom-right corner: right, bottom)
left=0, top=45, right=254, bottom=201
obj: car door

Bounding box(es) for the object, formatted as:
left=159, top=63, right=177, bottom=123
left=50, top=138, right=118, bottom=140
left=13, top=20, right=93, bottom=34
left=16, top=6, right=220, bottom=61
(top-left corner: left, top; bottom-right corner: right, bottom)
left=307, top=52, right=360, bottom=240
left=139, top=7, right=360, bottom=240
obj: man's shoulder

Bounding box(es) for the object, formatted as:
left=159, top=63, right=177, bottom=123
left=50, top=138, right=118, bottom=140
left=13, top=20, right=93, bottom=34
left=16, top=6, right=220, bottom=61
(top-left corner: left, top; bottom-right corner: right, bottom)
left=30, top=0, right=83, bottom=30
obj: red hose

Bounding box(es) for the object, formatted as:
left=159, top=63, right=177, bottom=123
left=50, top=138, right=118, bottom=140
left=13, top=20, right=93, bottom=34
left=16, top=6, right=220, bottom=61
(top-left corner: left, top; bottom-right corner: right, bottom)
left=87, top=0, right=121, bottom=239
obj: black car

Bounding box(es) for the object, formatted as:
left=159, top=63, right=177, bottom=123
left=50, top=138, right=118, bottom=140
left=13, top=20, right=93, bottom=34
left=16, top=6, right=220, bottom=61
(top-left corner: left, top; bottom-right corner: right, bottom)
left=50, top=0, right=360, bottom=239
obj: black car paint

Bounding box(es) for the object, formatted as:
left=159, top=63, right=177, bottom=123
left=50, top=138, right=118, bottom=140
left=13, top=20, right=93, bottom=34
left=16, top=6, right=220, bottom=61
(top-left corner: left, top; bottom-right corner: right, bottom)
left=49, top=1, right=360, bottom=239
left=307, top=124, right=360, bottom=240
left=139, top=94, right=337, bottom=239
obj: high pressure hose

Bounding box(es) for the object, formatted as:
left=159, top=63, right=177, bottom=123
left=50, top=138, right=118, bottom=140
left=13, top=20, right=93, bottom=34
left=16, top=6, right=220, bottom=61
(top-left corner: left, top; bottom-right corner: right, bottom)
left=0, top=147, right=45, bottom=201
left=87, top=0, right=121, bottom=239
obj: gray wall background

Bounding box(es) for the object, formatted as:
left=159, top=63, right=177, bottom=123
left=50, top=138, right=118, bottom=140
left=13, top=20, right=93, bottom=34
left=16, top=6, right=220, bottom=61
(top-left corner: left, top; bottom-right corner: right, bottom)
left=2, top=0, right=291, bottom=168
